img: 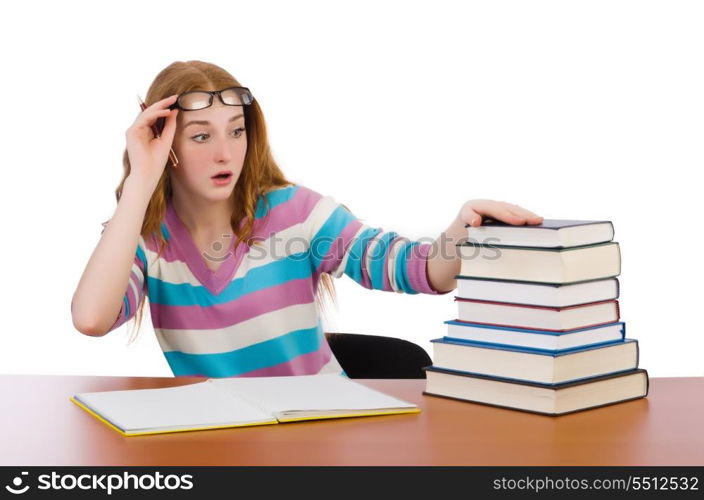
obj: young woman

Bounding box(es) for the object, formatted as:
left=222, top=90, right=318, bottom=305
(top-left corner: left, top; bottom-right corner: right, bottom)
left=71, top=60, right=543, bottom=378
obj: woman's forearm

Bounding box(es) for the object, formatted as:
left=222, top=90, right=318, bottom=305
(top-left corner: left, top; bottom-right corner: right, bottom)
left=71, top=175, right=155, bottom=336
left=426, top=218, right=465, bottom=293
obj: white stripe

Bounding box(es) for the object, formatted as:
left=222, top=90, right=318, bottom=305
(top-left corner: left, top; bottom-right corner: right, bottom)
left=131, top=262, right=145, bottom=289
left=330, top=223, right=367, bottom=278
left=125, top=239, right=146, bottom=311
left=233, top=221, right=310, bottom=278
left=154, top=302, right=319, bottom=354
left=305, top=195, right=341, bottom=242
left=388, top=237, right=410, bottom=293
left=316, top=353, right=344, bottom=375
left=363, top=231, right=383, bottom=287
left=127, top=276, right=141, bottom=311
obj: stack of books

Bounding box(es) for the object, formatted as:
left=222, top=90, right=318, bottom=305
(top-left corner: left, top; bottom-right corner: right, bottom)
left=423, top=219, right=649, bottom=416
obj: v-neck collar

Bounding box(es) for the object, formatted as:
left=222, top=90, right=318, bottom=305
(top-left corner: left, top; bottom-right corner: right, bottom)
left=165, top=199, right=249, bottom=296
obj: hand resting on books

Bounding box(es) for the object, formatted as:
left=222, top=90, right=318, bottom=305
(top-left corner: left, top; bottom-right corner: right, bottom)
left=458, top=199, right=543, bottom=228
left=427, top=200, right=543, bottom=293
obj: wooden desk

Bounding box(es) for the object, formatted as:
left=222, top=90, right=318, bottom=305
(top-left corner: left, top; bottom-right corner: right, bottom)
left=1, top=375, right=702, bottom=466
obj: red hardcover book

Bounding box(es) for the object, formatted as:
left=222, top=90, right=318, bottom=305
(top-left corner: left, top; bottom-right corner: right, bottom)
left=454, top=298, right=620, bottom=331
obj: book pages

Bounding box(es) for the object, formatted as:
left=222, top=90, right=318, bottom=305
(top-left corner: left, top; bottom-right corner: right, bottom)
left=207, top=374, right=417, bottom=416
left=74, top=381, right=275, bottom=432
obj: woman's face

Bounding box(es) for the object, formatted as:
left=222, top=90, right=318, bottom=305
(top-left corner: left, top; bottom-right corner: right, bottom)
left=170, top=98, right=248, bottom=202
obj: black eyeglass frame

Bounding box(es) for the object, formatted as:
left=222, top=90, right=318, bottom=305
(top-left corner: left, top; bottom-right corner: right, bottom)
left=168, top=86, right=255, bottom=111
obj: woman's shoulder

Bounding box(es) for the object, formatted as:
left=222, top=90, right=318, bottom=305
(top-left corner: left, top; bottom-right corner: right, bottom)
left=256, top=183, right=330, bottom=219
left=259, top=183, right=325, bottom=205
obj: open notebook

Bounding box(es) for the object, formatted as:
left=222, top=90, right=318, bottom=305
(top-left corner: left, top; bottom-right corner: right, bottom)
left=71, top=374, right=420, bottom=437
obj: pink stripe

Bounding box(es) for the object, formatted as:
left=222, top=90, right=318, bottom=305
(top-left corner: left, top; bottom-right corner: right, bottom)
left=158, top=210, right=221, bottom=265
left=150, top=277, right=316, bottom=329
left=106, top=269, right=144, bottom=334
left=256, top=185, right=324, bottom=238
left=135, top=252, right=147, bottom=273
left=145, top=231, right=165, bottom=254
left=407, top=243, right=451, bottom=295
left=107, top=308, right=127, bottom=333
left=311, top=272, right=320, bottom=294
left=107, top=300, right=129, bottom=334
left=315, top=218, right=363, bottom=276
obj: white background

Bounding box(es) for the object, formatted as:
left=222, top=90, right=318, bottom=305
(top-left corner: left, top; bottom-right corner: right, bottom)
left=1, top=0, right=701, bottom=377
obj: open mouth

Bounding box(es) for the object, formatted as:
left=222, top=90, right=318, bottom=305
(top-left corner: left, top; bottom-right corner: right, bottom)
left=212, top=172, right=233, bottom=180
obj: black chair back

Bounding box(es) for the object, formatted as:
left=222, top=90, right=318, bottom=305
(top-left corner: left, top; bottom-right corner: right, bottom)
left=325, top=332, right=432, bottom=379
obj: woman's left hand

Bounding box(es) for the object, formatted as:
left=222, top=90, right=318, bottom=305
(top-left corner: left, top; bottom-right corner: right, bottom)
left=457, top=199, right=544, bottom=228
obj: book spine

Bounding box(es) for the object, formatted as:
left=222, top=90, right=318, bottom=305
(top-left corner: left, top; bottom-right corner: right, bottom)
left=445, top=319, right=626, bottom=335
left=441, top=337, right=625, bottom=355
left=422, top=390, right=647, bottom=416
left=455, top=297, right=619, bottom=312
left=451, top=318, right=621, bottom=333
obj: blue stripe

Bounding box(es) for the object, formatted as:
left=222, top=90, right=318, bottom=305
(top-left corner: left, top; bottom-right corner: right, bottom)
left=310, top=205, right=357, bottom=271
left=344, top=227, right=382, bottom=285
left=164, top=324, right=322, bottom=377
left=160, top=222, right=170, bottom=241
left=136, top=244, right=148, bottom=273
left=147, top=250, right=312, bottom=306
left=255, top=185, right=299, bottom=218
left=394, top=241, right=420, bottom=294
left=123, top=295, right=130, bottom=319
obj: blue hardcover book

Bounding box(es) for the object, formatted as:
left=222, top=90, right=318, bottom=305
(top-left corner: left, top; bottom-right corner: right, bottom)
left=429, top=337, right=639, bottom=385
left=444, top=320, right=626, bottom=353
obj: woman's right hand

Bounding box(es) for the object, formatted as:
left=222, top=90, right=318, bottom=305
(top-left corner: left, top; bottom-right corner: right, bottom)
left=125, top=94, right=180, bottom=188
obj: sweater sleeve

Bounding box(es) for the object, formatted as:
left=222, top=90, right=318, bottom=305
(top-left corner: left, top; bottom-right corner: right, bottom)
left=301, top=186, right=451, bottom=295
left=105, top=234, right=149, bottom=334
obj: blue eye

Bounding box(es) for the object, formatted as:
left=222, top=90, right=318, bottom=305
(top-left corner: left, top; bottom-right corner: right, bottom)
left=232, top=127, right=245, bottom=138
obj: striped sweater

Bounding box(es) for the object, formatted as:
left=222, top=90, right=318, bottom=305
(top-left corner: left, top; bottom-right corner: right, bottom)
left=106, top=184, right=449, bottom=377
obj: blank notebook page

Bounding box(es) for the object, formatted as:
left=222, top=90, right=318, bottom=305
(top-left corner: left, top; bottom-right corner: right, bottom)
left=207, top=374, right=417, bottom=414
left=74, top=381, right=274, bottom=431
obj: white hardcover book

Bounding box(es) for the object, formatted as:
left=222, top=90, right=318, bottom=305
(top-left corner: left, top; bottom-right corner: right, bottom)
left=455, top=277, right=619, bottom=308
left=458, top=242, right=621, bottom=284
left=465, top=219, right=614, bottom=248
